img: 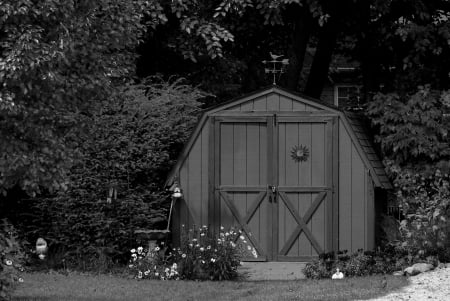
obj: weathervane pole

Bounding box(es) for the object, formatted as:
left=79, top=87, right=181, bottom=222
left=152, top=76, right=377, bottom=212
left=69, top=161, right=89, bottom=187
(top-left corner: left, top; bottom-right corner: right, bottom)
left=262, top=52, right=289, bottom=85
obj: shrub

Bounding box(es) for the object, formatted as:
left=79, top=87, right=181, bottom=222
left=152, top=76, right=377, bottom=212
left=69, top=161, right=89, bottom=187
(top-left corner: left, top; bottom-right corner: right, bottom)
left=128, top=226, right=256, bottom=281
left=12, top=77, right=207, bottom=271
left=303, top=248, right=412, bottom=279
left=395, top=169, right=450, bottom=262
left=0, top=219, right=24, bottom=301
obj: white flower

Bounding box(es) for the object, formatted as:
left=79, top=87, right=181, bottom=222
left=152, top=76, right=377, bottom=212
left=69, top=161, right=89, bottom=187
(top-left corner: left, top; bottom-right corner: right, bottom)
left=132, top=253, right=137, bottom=258
left=154, top=247, right=160, bottom=251
left=230, top=242, right=236, bottom=247
left=199, top=247, right=204, bottom=252
left=201, top=260, right=205, bottom=264
left=137, top=247, right=143, bottom=254
left=5, top=260, right=12, bottom=266
left=200, top=233, right=205, bottom=236
left=155, top=272, right=159, bottom=277
left=195, top=244, right=200, bottom=247
left=192, top=238, right=197, bottom=242
left=18, top=278, right=24, bottom=283
left=129, top=264, right=134, bottom=268
left=131, top=249, right=136, bottom=253
left=189, top=243, right=193, bottom=247
left=252, top=250, right=258, bottom=258
left=161, top=241, right=165, bottom=245
left=247, top=245, right=252, bottom=251
left=211, top=258, right=216, bottom=263
left=182, top=254, right=186, bottom=258
left=137, top=271, right=143, bottom=279
left=239, top=235, right=245, bottom=240
left=144, top=270, right=150, bottom=276
left=225, top=232, right=230, bottom=236
left=220, top=226, right=224, bottom=230
left=207, top=246, right=211, bottom=250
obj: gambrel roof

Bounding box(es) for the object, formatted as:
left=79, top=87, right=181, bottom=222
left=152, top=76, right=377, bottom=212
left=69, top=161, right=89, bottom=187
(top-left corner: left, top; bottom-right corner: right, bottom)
left=166, top=85, right=392, bottom=190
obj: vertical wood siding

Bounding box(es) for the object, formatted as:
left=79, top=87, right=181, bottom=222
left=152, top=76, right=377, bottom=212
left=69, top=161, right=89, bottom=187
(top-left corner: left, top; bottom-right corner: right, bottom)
left=176, top=125, right=209, bottom=233
left=227, top=93, right=318, bottom=112
left=338, top=120, right=374, bottom=252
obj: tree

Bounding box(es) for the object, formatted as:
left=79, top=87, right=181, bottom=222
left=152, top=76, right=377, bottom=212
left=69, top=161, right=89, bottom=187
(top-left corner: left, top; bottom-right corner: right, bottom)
left=0, top=0, right=149, bottom=196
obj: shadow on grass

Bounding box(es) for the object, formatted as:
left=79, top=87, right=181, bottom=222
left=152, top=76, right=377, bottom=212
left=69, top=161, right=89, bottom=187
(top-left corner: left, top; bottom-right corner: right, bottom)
left=12, top=272, right=409, bottom=301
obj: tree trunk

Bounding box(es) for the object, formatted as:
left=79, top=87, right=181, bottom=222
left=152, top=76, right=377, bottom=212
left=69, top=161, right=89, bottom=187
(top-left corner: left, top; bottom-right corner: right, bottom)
left=285, top=7, right=313, bottom=91
left=304, top=19, right=338, bottom=98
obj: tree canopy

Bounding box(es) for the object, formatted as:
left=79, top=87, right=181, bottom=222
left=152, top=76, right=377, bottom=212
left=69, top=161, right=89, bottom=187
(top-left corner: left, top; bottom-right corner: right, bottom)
left=0, top=0, right=148, bottom=196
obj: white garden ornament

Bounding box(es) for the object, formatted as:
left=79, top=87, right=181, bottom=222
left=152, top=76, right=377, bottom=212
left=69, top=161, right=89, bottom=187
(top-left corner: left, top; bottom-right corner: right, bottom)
left=332, top=268, right=344, bottom=279
left=36, top=238, right=48, bottom=260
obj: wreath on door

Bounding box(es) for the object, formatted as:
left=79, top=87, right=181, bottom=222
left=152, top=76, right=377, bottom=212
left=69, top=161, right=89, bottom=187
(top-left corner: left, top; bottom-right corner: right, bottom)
left=291, top=145, right=309, bottom=162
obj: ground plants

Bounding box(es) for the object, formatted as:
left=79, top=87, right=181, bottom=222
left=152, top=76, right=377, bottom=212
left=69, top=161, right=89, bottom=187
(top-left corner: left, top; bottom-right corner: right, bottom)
left=129, top=225, right=257, bottom=281
left=395, top=169, right=450, bottom=262
left=303, top=247, right=412, bottom=279
left=0, top=219, right=24, bottom=301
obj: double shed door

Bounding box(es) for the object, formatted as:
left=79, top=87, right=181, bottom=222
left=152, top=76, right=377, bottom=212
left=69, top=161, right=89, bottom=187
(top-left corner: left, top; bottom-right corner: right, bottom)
left=214, top=114, right=335, bottom=261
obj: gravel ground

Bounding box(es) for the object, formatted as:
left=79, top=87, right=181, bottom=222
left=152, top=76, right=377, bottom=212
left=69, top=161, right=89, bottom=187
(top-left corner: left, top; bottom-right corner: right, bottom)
left=367, top=265, right=450, bottom=301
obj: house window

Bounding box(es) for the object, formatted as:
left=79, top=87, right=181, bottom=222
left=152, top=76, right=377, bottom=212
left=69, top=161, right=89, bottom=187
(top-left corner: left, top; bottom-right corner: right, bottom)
left=334, top=85, right=362, bottom=110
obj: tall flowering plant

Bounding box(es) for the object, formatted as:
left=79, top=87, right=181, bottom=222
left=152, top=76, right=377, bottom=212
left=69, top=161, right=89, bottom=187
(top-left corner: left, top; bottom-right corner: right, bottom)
left=128, top=225, right=257, bottom=281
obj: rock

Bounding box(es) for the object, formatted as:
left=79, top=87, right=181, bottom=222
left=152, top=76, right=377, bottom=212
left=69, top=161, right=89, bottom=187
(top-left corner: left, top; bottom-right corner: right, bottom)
left=404, top=263, right=434, bottom=276
left=393, top=270, right=404, bottom=276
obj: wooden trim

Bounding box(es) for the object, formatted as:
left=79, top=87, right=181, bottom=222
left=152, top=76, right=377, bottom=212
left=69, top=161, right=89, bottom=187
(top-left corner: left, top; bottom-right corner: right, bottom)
left=219, top=191, right=266, bottom=257
left=241, top=256, right=268, bottom=262
left=277, top=116, right=333, bottom=123
left=165, top=114, right=208, bottom=187
left=214, top=116, right=269, bottom=122
left=332, top=117, right=340, bottom=252
left=219, top=186, right=266, bottom=191
left=277, top=186, right=331, bottom=192
left=326, top=119, right=334, bottom=252
left=267, top=115, right=275, bottom=260
left=244, top=192, right=268, bottom=224
left=212, top=111, right=337, bottom=117
left=278, top=192, right=325, bottom=255
left=213, top=119, right=221, bottom=233
left=208, top=117, right=215, bottom=232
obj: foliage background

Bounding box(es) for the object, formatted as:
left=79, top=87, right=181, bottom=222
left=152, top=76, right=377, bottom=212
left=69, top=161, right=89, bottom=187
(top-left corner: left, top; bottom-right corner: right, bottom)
left=9, top=78, right=206, bottom=270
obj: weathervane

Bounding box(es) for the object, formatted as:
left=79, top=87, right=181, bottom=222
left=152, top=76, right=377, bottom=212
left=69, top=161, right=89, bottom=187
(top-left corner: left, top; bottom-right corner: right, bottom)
left=262, top=52, right=289, bottom=85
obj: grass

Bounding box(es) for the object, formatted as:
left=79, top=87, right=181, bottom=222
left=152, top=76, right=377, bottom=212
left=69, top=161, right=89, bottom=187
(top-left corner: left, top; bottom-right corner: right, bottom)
left=12, top=272, right=408, bottom=301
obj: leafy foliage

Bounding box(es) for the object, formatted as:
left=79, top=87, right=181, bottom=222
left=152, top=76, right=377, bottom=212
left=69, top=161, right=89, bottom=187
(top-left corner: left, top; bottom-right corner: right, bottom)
left=303, top=247, right=414, bottom=279
left=395, top=170, right=450, bottom=262
left=129, top=226, right=256, bottom=281
left=0, top=219, right=24, bottom=301
left=367, top=86, right=450, bottom=167
left=14, top=77, right=206, bottom=271
left=0, top=0, right=149, bottom=196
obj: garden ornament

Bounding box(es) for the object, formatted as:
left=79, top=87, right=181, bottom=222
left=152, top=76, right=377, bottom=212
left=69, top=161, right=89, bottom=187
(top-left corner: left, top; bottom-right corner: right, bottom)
left=172, top=186, right=182, bottom=199
left=331, top=268, right=344, bottom=279
left=36, top=237, right=48, bottom=260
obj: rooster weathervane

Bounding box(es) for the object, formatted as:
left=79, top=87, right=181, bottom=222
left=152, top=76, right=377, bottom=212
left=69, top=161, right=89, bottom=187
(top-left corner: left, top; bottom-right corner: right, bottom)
left=262, top=52, right=289, bottom=85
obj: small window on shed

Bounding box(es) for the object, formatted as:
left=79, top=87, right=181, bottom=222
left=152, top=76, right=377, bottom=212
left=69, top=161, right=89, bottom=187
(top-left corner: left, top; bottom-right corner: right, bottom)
left=334, top=85, right=362, bottom=111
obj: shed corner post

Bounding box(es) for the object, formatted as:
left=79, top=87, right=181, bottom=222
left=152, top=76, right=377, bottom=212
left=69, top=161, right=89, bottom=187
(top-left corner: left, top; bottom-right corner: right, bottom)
left=208, top=116, right=218, bottom=236
left=332, top=116, right=339, bottom=253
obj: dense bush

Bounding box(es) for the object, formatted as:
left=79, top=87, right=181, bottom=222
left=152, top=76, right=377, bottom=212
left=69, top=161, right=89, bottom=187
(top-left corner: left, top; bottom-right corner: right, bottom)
left=129, top=226, right=256, bottom=281
left=367, top=87, right=450, bottom=262
left=0, top=219, right=24, bottom=301
left=303, top=248, right=414, bottom=280
left=12, top=77, right=207, bottom=271
left=395, top=170, right=450, bottom=262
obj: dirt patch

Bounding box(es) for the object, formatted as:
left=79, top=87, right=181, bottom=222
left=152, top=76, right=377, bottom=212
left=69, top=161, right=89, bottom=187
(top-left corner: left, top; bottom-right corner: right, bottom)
left=366, top=266, right=450, bottom=301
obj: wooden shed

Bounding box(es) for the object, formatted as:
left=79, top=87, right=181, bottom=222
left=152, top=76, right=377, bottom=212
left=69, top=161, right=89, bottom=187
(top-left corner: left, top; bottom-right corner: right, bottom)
left=166, top=86, right=391, bottom=261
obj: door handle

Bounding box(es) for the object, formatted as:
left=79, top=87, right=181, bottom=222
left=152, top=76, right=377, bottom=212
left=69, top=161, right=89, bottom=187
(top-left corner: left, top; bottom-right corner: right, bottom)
left=268, top=186, right=277, bottom=203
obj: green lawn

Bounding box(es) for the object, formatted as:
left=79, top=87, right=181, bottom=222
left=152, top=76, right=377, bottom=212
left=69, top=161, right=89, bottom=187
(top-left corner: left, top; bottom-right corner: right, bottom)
left=12, top=272, right=408, bottom=301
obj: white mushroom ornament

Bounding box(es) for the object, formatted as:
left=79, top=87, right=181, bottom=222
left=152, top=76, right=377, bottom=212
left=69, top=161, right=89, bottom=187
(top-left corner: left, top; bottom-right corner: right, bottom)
left=36, top=238, right=48, bottom=260
left=332, top=268, right=344, bottom=280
